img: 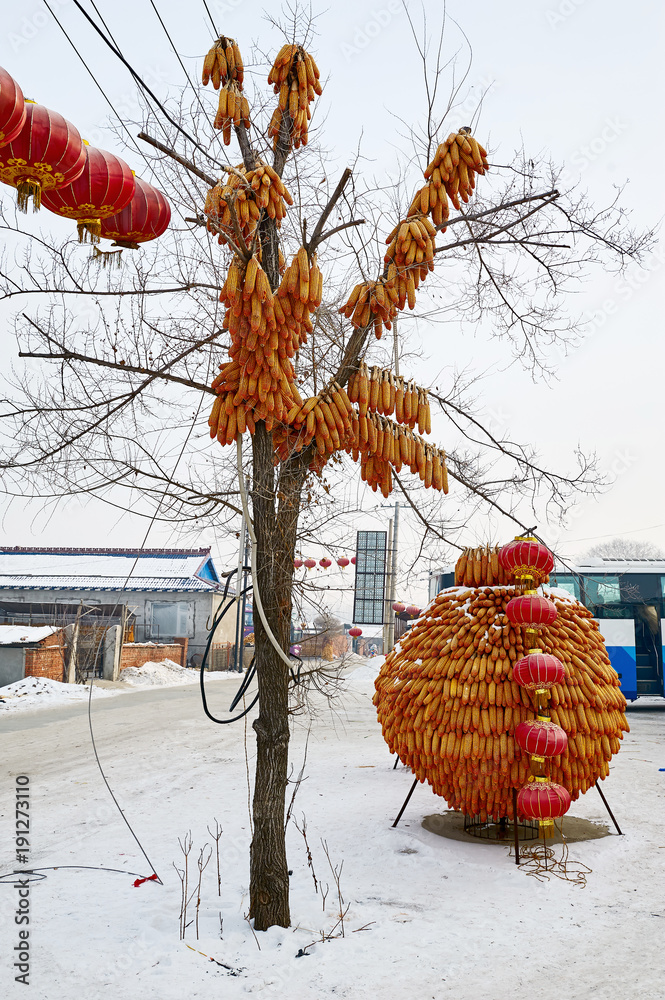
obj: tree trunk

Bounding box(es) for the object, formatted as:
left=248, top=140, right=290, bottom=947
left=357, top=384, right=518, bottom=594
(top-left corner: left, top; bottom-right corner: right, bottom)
left=248, top=422, right=306, bottom=929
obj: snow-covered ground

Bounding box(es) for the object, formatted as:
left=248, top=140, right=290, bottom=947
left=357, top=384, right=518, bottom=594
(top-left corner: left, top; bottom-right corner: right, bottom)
left=0, top=661, right=233, bottom=713
left=1, top=659, right=663, bottom=999
left=0, top=675, right=120, bottom=713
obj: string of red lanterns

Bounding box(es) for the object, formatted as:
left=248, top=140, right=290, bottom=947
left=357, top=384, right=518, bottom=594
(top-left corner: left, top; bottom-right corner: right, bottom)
left=499, top=536, right=571, bottom=837
left=0, top=66, right=171, bottom=251
left=41, top=145, right=135, bottom=243
left=0, top=65, right=26, bottom=147
left=0, top=102, right=86, bottom=211
left=293, top=554, right=356, bottom=570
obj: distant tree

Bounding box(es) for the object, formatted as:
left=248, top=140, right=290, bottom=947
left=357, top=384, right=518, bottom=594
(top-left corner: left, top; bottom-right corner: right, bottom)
left=584, top=538, right=664, bottom=560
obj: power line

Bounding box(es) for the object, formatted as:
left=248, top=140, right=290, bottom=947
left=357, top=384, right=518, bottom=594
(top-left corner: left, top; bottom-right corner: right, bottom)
left=201, top=0, right=219, bottom=37
left=71, top=0, right=225, bottom=169
left=41, top=0, right=155, bottom=177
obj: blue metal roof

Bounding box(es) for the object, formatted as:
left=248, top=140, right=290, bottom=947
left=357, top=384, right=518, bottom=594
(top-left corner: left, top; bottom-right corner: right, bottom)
left=0, top=548, right=223, bottom=593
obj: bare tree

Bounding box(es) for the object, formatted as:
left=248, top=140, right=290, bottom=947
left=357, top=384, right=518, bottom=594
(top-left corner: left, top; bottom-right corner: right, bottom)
left=584, top=538, right=665, bottom=560
left=0, top=7, right=653, bottom=930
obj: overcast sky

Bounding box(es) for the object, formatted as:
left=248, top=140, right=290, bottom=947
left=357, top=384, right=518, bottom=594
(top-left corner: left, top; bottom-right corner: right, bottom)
left=0, top=0, right=663, bottom=621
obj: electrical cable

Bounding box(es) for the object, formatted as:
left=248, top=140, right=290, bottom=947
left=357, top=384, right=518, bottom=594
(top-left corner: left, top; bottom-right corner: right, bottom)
left=0, top=865, right=158, bottom=885
left=86, top=674, right=163, bottom=882
left=71, top=0, right=226, bottom=168
left=200, top=0, right=219, bottom=37
left=41, top=0, right=157, bottom=177
left=147, top=0, right=217, bottom=126
left=196, top=560, right=304, bottom=723
left=198, top=583, right=260, bottom=723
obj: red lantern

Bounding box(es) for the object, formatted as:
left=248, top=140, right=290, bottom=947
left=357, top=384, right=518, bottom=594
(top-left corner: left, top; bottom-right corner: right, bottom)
left=515, top=720, right=568, bottom=758
left=506, top=594, right=557, bottom=627
left=293, top=558, right=303, bottom=569
left=349, top=626, right=362, bottom=637
left=99, top=176, right=170, bottom=249
left=498, top=537, right=554, bottom=585
left=41, top=146, right=135, bottom=243
left=513, top=652, right=565, bottom=690
left=319, top=557, right=332, bottom=568
left=303, top=558, right=316, bottom=570
left=350, top=557, right=356, bottom=565
left=517, top=781, right=571, bottom=821
left=337, top=557, right=350, bottom=569
left=0, top=67, right=26, bottom=147
left=405, top=605, right=421, bottom=617
left=0, top=103, right=86, bottom=211
left=392, top=602, right=405, bottom=614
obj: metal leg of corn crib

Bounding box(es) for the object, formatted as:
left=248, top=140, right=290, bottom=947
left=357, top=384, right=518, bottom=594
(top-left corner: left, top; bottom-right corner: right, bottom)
left=595, top=780, right=623, bottom=834
left=392, top=778, right=418, bottom=828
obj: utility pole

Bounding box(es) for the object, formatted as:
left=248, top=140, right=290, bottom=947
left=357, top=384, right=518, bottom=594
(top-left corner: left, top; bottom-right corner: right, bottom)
left=382, top=500, right=404, bottom=653
left=387, top=501, right=400, bottom=651
left=383, top=517, right=393, bottom=654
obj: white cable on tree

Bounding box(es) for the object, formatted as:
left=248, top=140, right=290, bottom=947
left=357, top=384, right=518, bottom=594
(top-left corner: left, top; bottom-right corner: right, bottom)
left=236, top=434, right=296, bottom=672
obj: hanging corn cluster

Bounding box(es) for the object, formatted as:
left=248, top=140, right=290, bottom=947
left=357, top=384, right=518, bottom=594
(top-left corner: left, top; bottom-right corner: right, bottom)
left=373, top=547, right=629, bottom=822
left=347, top=363, right=431, bottom=432
left=272, top=382, right=355, bottom=470
left=268, top=44, right=322, bottom=149
left=410, top=128, right=489, bottom=226
left=274, top=247, right=322, bottom=352
left=338, top=277, right=398, bottom=340
left=201, top=35, right=249, bottom=144
left=204, top=162, right=293, bottom=249
left=201, top=36, right=460, bottom=502
left=454, top=545, right=513, bottom=587
left=338, top=127, right=488, bottom=337
left=356, top=413, right=447, bottom=496
left=208, top=255, right=303, bottom=438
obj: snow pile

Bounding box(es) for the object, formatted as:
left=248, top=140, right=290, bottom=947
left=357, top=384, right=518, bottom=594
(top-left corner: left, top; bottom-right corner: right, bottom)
left=119, top=659, right=203, bottom=687
left=0, top=675, right=117, bottom=712
left=119, top=660, right=230, bottom=688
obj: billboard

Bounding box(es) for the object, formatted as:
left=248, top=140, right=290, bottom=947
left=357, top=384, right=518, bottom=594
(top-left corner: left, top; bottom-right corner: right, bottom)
left=352, top=530, right=387, bottom=625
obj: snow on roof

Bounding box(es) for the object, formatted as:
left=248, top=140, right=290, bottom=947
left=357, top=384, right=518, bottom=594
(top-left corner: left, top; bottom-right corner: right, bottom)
left=0, top=625, right=60, bottom=645
left=0, top=547, right=222, bottom=593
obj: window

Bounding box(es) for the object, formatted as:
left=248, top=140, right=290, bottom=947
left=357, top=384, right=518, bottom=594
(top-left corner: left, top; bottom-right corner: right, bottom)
left=149, top=601, right=194, bottom=639
left=353, top=531, right=387, bottom=625
left=549, top=574, right=580, bottom=600
left=583, top=576, right=621, bottom=606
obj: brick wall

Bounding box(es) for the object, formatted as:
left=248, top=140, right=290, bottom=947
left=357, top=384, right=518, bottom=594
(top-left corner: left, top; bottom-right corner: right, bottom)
left=119, top=642, right=186, bottom=671
left=24, top=645, right=66, bottom=682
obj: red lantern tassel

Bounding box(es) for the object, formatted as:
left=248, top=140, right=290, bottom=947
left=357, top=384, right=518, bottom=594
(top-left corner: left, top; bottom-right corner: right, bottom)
left=16, top=179, right=41, bottom=213
left=77, top=218, right=102, bottom=244
left=92, top=246, right=123, bottom=269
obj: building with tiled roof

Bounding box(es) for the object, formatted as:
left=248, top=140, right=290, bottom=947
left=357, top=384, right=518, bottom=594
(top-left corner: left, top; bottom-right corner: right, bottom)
left=0, top=546, right=231, bottom=665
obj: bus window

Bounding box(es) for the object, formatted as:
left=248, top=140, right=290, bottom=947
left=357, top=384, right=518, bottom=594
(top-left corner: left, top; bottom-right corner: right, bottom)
left=549, top=574, right=580, bottom=600
left=584, top=576, right=621, bottom=605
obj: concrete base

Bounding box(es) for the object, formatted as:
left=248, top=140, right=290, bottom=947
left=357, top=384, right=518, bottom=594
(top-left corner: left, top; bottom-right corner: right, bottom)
left=422, top=810, right=612, bottom=845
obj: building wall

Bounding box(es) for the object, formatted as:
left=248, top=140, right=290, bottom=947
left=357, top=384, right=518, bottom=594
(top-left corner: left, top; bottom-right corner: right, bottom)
left=0, top=647, right=25, bottom=686
left=119, top=642, right=186, bottom=670
left=0, top=588, right=227, bottom=665
left=24, top=644, right=66, bottom=682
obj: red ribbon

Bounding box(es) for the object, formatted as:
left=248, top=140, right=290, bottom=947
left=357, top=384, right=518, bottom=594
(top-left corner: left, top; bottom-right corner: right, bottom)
left=133, top=873, right=159, bottom=887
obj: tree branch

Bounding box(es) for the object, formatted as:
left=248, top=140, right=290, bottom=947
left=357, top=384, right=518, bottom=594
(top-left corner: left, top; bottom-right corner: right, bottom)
left=138, top=131, right=217, bottom=187
left=305, top=168, right=353, bottom=255
left=437, top=189, right=560, bottom=231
